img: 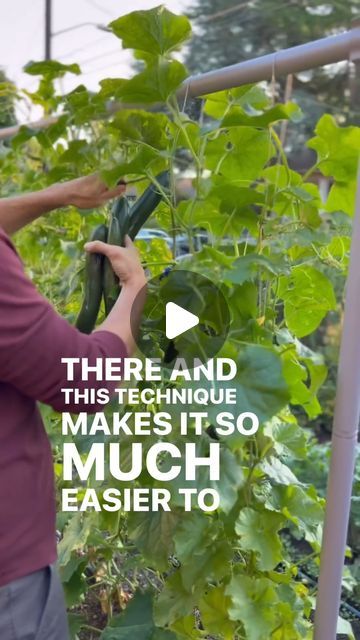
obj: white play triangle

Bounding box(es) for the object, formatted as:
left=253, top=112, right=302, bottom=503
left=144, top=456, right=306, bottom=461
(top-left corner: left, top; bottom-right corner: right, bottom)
left=165, top=302, right=199, bottom=340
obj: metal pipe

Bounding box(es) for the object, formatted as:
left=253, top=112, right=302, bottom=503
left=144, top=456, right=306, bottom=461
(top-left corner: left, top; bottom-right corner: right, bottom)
left=179, top=27, right=360, bottom=98
left=314, top=162, right=360, bottom=639
left=1, top=27, right=359, bottom=142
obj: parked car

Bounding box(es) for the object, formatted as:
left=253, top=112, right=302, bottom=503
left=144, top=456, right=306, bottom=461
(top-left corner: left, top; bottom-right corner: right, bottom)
left=136, top=228, right=172, bottom=248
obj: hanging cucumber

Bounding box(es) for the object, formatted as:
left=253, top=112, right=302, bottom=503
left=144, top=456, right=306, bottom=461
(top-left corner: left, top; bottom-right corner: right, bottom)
left=76, top=223, right=108, bottom=334
left=127, top=171, right=170, bottom=240
left=103, top=196, right=131, bottom=315
left=102, top=172, right=169, bottom=317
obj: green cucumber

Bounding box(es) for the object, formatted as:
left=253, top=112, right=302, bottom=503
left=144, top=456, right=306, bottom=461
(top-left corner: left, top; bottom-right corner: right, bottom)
left=76, top=223, right=108, bottom=334
left=103, top=196, right=130, bottom=315
left=128, top=171, right=170, bottom=240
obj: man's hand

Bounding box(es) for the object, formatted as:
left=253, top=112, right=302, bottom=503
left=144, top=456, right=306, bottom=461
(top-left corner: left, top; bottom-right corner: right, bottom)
left=0, top=174, right=127, bottom=235
left=52, top=174, right=126, bottom=209
left=88, top=236, right=147, bottom=353
left=85, top=235, right=146, bottom=290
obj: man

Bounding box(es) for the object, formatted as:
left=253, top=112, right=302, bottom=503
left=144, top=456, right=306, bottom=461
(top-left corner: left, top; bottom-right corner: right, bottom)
left=0, top=175, right=147, bottom=640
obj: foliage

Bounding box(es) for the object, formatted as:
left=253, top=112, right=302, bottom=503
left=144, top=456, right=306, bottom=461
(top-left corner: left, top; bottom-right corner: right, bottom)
left=0, top=69, right=16, bottom=128
left=184, top=0, right=360, bottom=149
left=0, top=5, right=359, bottom=639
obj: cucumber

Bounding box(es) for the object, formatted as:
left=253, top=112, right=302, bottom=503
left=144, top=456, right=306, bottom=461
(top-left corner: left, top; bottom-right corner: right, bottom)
left=127, top=171, right=170, bottom=240
left=103, top=196, right=130, bottom=315
left=75, top=223, right=108, bottom=334
left=102, top=172, right=169, bottom=317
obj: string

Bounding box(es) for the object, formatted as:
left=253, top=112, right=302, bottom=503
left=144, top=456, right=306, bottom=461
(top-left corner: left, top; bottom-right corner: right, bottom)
left=181, top=78, right=191, bottom=113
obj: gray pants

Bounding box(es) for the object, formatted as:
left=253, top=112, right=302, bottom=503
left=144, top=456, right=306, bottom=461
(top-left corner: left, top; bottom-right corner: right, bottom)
left=0, top=565, right=70, bottom=640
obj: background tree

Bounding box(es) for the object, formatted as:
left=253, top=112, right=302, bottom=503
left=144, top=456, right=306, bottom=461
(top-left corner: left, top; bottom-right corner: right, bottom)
left=185, top=0, right=360, bottom=151
left=0, top=68, right=16, bottom=128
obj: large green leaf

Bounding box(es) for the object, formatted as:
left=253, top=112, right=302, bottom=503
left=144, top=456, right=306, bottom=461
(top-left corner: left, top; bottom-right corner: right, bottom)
left=222, top=102, right=302, bottom=128
left=281, top=347, right=327, bottom=418
left=204, top=84, right=270, bottom=120
left=112, top=61, right=187, bottom=103
left=110, top=110, right=170, bottom=149
left=178, top=197, right=256, bottom=237
left=205, top=127, right=274, bottom=181
left=235, top=507, right=285, bottom=570
left=101, top=147, right=162, bottom=185
left=109, top=6, right=191, bottom=57
left=101, top=593, right=176, bottom=640
left=260, top=456, right=301, bottom=486
left=199, top=587, right=236, bottom=640
left=325, top=179, right=356, bottom=217
left=24, top=60, right=80, bottom=78
left=224, top=254, right=290, bottom=285
left=264, top=417, right=308, bottom=460
left=307, top=114, right=360, bottom=182
left=265, top=484, right=324, bottom=544
left=226, top=575, right=278, bottom=640
left=182, top=344, right=289, bottom=448
left=162, top=443, right=245, bottom=514
left=210, top=182, right=265, bottom=208
left=154, top=573, right=200, bottom=627
left=57, top=513, right=94, bottom=567
left=179, top=540, right=233, bottom=593
left=278, top=265, right=336, bottom=338
left=171, top=499, right=233, bottom=592
left=127, top=510, right=181, bottom=570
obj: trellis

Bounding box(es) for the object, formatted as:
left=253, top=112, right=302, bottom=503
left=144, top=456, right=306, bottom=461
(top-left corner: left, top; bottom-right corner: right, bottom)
left=179, top=24, right=359, bottom=640
left=1, top=21, right=360, bottom=639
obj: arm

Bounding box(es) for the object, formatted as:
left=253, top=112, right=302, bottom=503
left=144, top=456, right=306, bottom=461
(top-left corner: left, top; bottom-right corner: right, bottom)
left=0, top=232, right=145, bottom=413
left=0, top=174, right=126, bottom=235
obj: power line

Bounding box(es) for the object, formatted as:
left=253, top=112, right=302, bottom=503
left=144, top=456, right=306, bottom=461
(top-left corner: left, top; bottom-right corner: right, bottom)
left=83, top=0, right=113, bottom=17
left=59, top=34, right=110, bottom=60
left=193, top=0, right=308, bottom=29
left=77, top=47, right=122, bottom=67
left=80, top=59, right=126, bottom=76
left=197, top=1, right=252, bottom=22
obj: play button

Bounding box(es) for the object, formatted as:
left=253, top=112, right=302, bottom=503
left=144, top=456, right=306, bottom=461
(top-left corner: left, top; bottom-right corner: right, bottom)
left=130, top=269, right=230, bottom=370
left=166, top=302, right=199, bottom=339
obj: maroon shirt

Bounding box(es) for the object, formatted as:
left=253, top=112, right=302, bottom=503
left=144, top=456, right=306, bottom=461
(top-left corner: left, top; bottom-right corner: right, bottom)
left=0, top=228, right=126, bottom=586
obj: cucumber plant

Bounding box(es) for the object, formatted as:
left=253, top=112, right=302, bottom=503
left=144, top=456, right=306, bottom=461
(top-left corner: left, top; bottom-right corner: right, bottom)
left=0, top=6, right=359, bottom=640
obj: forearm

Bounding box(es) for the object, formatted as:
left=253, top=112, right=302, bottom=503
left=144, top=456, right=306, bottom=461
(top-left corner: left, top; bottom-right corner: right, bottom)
left=0, top=185, right=67, bottom=235
left=0, top=174, right=126, bottom=235
left=95, top=277, right=147, bottom=355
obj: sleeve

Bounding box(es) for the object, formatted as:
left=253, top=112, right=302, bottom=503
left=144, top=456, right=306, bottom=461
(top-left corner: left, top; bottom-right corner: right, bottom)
left=0, top=234, right=127, bottom=413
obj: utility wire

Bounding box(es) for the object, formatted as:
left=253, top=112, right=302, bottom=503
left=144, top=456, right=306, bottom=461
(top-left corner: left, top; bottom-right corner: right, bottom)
left=192, top=0, right=312, bottom=29
left=196, top=1, right=253, bottom=22
left=77, top=47, right=122, bottom=67
left=60, top=34, right=111, bottom=60
left=80, top=59, right=127, bottom=76
left=83, top=0, right=114, bottom=17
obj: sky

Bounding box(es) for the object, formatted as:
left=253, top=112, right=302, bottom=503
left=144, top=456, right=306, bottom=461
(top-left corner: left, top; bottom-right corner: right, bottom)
left=0, top=0, right=191, bottom=99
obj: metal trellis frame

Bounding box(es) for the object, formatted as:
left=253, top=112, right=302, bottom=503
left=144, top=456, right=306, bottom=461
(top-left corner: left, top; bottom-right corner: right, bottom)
left=1, top=21, right=360, bottom=640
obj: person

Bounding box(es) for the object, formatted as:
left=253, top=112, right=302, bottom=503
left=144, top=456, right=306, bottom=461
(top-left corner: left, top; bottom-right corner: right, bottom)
left=0, top=174, right=147, bottom=640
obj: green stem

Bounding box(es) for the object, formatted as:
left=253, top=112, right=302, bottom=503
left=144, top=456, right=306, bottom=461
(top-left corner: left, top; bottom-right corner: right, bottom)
left=270, top=126, right=291, bottom=185
left=81, top=624, right=102, bottom=635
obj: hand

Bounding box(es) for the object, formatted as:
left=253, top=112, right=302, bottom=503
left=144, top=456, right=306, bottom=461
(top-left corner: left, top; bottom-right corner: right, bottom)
left=50, top=174, right=126, bottom=209
left=85, top=235, right=146, bottom=289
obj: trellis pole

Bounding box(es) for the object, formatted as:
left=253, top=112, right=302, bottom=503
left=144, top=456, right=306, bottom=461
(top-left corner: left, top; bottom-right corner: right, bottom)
left=182, top=27, right=360, bottom=640
left=313, top=163, right=360, bottom=640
